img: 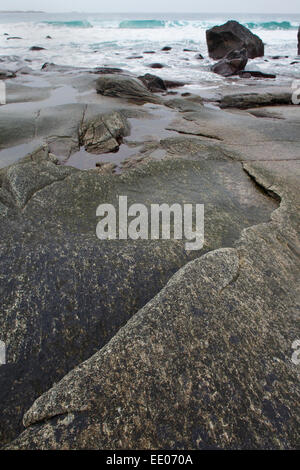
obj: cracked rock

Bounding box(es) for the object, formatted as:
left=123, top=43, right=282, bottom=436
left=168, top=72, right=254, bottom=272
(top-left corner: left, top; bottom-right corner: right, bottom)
left=80, top=111, right=131, bottom=154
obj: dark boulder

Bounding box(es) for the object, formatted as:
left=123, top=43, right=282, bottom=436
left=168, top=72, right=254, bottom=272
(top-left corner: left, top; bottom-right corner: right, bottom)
left=298, top=26, right=300, bottom=55
left=206, top=20, right=264, bottom=60
left=149, top=63, right=165, bottom=69
left=211, top=48, right=248, bottom=77
left=164, top=79, right=186, bottom=88
left=195, top=53, right=204, bottom=60
left=138, top=73, right=167, bottom=92
left=127, top=55, right=143, bottom=60
left=0, top=69, right=16, bottom=79
left=272, top=55, right=288, bottom=60
left=7, top=37, right=22, bottom=40
left=238, top=71, right=276, bottom=79
left=161, top=46, right=172, bottom=51
left=30, top=46, right=46, bottom=51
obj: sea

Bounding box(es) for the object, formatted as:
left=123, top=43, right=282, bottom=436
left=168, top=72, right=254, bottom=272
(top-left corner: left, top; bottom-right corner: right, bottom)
left=0, top=11, right=299, bottom=87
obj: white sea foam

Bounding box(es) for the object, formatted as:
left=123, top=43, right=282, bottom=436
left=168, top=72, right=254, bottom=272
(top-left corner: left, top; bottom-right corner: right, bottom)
left=0, top=12, right=299, bottom=85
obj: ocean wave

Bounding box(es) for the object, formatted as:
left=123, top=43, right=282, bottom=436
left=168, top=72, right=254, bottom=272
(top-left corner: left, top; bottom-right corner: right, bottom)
left=41, top=20, right=93, bottom=28
left=37, top=18, right=298, bottom=32
left=117, top=19, right=298, bottom=30
left=245, top=21, right=298, bottom=30
left=119, top=20, right=166, bottom=29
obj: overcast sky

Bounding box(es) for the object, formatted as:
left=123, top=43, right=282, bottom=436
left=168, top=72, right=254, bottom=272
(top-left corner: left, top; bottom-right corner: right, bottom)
left=2, top=1, right=299, bottom=14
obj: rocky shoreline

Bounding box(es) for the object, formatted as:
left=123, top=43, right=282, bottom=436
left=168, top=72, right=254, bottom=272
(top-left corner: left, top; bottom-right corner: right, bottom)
left=0, top=21, right=299, bottom=450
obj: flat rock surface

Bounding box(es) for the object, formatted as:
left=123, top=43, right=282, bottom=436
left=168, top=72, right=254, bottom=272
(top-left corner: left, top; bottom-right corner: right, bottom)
left=0, top=144, right=278, bottom=445
left=7, top=160, right=300, bottom=450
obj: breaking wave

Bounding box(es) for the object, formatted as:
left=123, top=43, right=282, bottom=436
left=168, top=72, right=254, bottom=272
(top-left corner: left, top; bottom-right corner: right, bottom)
left=246, top=21, right=298, bottom=30
left=41, top=20, right=93, bottom=28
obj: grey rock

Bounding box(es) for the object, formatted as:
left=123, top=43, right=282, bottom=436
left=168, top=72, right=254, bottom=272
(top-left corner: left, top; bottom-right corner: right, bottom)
left=220, top=92, right=292, bottom=109
left=80, top=111, right=131, bottom=154
left=95, top=74, right=160, bottom=104
left=6, top=160, right=300, bottom=450
left=165, top=98, right=203, bottom=112
left=0, top=150, right=278, bottom=446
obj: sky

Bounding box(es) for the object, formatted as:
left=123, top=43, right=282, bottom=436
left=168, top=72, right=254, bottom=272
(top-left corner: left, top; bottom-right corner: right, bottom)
left=1, top=0, right=300, bottom=14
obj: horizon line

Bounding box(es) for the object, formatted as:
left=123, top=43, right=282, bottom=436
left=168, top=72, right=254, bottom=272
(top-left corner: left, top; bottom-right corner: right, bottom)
left=1, top=10, right=300, bottom=14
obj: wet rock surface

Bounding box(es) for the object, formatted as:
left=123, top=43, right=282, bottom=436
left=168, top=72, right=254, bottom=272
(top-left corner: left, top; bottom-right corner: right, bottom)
left=0, top=66, right=299, bottom=450
left=5, top=159, right=300, bottom=450
left=220, top=91, right=292, bottom=109
left=0, top=131, right=281, bottom=445
left=95, top=74, right=161, bottom=104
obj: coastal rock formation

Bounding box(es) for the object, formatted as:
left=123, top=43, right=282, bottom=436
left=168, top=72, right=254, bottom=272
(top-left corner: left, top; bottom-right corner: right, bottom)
left=149, top=63, right=165, bottom=69
left=206, top=20, right=264, bottom=60
left=0, top=69, right=16, bottom=79
left=80, top=111, right=130, bottom=154
left=220, top=91, right=292, bottom=109
left=0, top=137, right=279, bottom=446
left=6, top=159, right=300, bottom=450
left=30, top=46, right=46, bottom=51
left=0, top=66, right=299, bottom=450
left=138, top=73, right=167, bottom=92
left=211, top=49, right=248, bottom=77
left=95, top=74, right=161, bottom=104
